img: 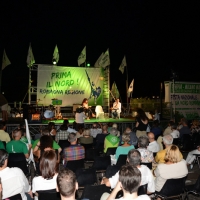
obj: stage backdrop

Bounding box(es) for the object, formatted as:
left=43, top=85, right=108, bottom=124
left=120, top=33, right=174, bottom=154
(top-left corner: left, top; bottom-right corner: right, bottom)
left=165, top=81, right=200, bottom=119
left=37, top=65, right=103, bottom=106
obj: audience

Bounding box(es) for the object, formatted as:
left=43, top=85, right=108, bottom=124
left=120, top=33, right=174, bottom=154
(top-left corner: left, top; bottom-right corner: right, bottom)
left=56, top=124, right=70, bottom=144
left=155, top=134, right=183, bottom=164
left=104, top=127, right=119, bottom=153
left=0, top=141, right=5, bottom=150
left=147, top=132, right=160, bottom=153
left=6, top=129, right=32, bottom=159
left=119, top=127, right=138, bottom=147
left=137, top=136, right=154, bottom=163
left=115, top=133, right=135, bottom=160
left=0, top=121, right=10, bottom=143
left=179, top=118, right=191, bottom=141
left=0, top=149, right=31, bottom=199
left=32, top=150, right=58, bottom=196
left=186, top=145, right=200, bottom=169
left=101, top=149, right=155, bottom=195
left=90, top=122, right=102, bottom=138
left=79, top=129, right=93, bottom=144
left=62, top=120, right=77, bottom=134
left=154, top=145, right=188, bottom=192
left=96, top=124, right=109, bottom=149
left=163, top=120, right=174, bottom=136
left=106, top=165, right=150, bottom=200
left=170, top=124, right=180, bottom=138
left=48, top=122, right=57, bottom=138
left=62, top=133, right=85, bottom=166
left=150, top=120, right=162, bottom=139
left=112, top=123, right=120, bottom=137
left=57, top=169, right=78, bottom=200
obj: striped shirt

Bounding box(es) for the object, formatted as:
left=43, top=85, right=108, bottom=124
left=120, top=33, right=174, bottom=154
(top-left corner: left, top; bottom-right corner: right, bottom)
left=63, top=144, right=85, bottom=163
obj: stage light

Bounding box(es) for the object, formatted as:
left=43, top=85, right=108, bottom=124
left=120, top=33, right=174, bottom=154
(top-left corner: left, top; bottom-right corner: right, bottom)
left=52, top=59, right=57, bottom=65
left=99, top=76, right=104, bottom=80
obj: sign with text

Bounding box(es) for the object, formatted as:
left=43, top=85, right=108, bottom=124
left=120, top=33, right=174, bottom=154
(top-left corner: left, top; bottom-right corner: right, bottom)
left=37, top=65, right=103, bottom=106
left=165, top=81, right=200, bottom=119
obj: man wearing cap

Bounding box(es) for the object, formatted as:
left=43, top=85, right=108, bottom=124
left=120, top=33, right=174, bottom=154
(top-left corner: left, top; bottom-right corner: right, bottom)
left=62, top=133, right=85, bottom=166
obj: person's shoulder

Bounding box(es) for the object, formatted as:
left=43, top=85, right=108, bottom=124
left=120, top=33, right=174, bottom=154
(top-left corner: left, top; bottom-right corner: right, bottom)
left=10, top=167, right=25, bottom=175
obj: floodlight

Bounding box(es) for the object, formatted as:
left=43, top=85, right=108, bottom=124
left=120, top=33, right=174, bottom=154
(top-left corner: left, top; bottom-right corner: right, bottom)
left=52, top=59, right=57, bottom=65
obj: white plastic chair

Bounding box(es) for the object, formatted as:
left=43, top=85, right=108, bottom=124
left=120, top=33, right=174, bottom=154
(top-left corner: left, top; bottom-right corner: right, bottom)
left=95, top=105, right=104, bottom=119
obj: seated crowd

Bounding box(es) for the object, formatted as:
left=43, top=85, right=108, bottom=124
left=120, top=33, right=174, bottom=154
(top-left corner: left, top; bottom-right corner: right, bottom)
left=0, top=116, right=195, bottom=200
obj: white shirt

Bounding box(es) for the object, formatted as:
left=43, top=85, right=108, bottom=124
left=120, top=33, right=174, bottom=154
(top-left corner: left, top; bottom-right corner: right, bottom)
left=154, top=113, right=160, bottom=122
left=75, top=112, right=86, bottom=123
left=109, top=165, right=155, bottom=193
left=90, top=128, right=102, bottom=138
left=32, top=174, right=58, bottom=193
left=114, top=195, right=150, bottom=200
left=154, top=159, right=188, bottom=192
left=0, top=167, right=30, bottom=200
left=147, top=141, right=160, bottom=153
left=171, top=130, right=180, bottom=138
left=67, top=127, right=77, bottom=133
left=112, top=102, right=121, bottom=113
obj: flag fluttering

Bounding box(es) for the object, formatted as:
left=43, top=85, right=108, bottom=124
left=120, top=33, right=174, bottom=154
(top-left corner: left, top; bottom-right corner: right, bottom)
left=94, top=52, right=104, bottom=68
left=119, top=56, right=127, bottom=74
left=53, top=44, right=59, bottom=64
left=111, top=81, right=120, bottom=100
left=2, top=49, right=11, bottom=70
left=27, top=43, right=35, bottom=67
left=127, top=79, right=134, bottom=97
left=99, top=49, right=110, bottom=69
left=78, top=46, right=86, bottom=66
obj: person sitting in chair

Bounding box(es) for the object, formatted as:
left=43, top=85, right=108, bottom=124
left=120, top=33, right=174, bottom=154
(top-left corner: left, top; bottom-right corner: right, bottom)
left=111, top=98, right=121, bottom=119
left=106, top=165, right=150, bottom=200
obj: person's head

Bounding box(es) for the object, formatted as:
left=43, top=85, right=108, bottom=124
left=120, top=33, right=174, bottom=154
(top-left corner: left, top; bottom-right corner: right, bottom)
left=40, top=135, right=53, bottom=152
left=60, top=125, right=68, bottom=131
left=181, top=118, right=188, bottom=126
left=109, top=127, right=118, bottom=136
left=12, top=129, right=22, bottom=140
left=82, top=98, right=88, bottom=104
left=112, top=123, right=118, bottom=129
left=63, top=120, right=69, bottom=126
left=163, top=134, right=173, bottom=147
left=153, top=120, right=159, bottom=127
left=136, top=108, right=148, bottom=121
left=83, top=129, right=91, bottom=137
left=119, top=165, right=141, bottom=194
left=138, top=136, right=149, bottom=148
left=127, top=149, right=141, bottom=166
left=168, top=120, right=175, bottom=127
left=92, top=122, right=98, bottom=129
left=0, top=121, right=6, bottom=130
left=48, top=122, right=55, bottom=130
left=164, top=145, right=182, bottom=163
left=122, top=133, right=130, bottom=143
left=116, top=98, right=120, bottom=103
left=41, top=128, right=50, bottom=136
left=125, top=127, right=132, bottom=133
left=0, top=149, right=8, bottom=168
left=102, top=124, right=108, bottom=132
left=148, top=132, right=155, bottom=142
left=171, top=124, right=177, bottom=130
left=40, top=150, right=58, bottom=179
left=68, top=133, right=77, bottom=144
left=57, top=169, right=78, bottom=199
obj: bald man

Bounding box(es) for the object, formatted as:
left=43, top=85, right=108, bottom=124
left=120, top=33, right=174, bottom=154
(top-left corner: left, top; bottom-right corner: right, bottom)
left=147, top=132, right=160, bottom=153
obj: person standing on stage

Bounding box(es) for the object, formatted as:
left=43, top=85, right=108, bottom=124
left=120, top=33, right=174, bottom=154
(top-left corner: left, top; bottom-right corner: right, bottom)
left=111, top=98, right=121, bottom=119
left=82, top=98, right=92, bottom=119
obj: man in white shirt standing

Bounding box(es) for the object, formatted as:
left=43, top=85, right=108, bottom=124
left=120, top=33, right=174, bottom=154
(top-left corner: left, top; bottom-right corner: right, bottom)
left=101, top=149, right=155, bottom=200
left=147, top=132, right=160, bottom=153
left=111, top=98, right=121, bottom=119
left=0, top=149, right=31, bottom=200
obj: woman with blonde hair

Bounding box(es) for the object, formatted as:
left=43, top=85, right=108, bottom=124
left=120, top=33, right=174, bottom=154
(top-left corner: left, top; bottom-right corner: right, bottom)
left=154, top=145, right=188, bottom=192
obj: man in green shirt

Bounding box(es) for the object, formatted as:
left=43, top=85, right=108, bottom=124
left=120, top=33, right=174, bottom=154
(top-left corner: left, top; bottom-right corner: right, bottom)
left=6, top=129, right=32, bottom=159
left=0, top=141, right=5, bottom=149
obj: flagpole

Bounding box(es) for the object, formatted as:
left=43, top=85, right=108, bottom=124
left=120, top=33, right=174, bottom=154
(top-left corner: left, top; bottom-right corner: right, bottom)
left=126, top=62, right=129, bottom=107
left=0, top=67, right=2, bottom=94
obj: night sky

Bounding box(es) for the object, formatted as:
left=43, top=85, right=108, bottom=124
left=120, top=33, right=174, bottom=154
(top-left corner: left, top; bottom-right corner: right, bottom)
left=1, top=1, right=200, bottom=104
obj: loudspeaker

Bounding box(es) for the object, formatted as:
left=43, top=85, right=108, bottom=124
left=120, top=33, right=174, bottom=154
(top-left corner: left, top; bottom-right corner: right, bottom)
left=29, top=114, right=42, bottom=123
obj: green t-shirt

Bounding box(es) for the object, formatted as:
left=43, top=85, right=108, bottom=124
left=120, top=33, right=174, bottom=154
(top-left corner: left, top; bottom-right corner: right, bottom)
left=6, top=140, right=28, bottom=154
left=0, top=141, right=5, bottom=149
left=104, top=134, right=120, bottom=153
left=32, top=139, right=61, bottom=150
left=20, top=136, right=35, bottom=145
